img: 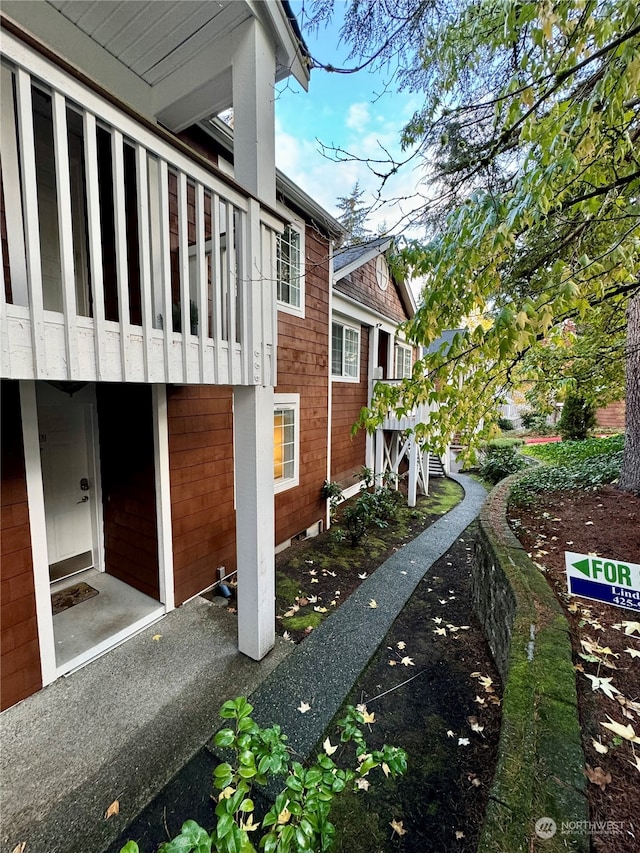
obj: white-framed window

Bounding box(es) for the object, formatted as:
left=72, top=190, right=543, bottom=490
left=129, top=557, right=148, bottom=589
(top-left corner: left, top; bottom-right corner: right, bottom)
left=332, top=320, right=360, bottom=381
left=274, top=394, right=300, bottom=493
left=277, top=223, right=304, bottom=316
left=394, top=344, right=413, bottom=379
left=376, top=255, right=389, bottom=291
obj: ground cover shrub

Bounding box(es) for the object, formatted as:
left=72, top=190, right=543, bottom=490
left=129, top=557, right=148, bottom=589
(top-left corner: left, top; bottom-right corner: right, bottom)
left=120, top=697, right=406, bottom=853
left=479, top=445, right=528, bottom=484
left=511, top=435, right=624, bottom=506
left=497, top=416, right=515, bottom=431
left=483, top=437, right=524, bottom=450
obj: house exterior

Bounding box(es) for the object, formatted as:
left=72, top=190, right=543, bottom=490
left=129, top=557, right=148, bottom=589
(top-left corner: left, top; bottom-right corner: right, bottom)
left=0, top=1, right=311, bottom=711
left=331, top=238, right=423, bottom=500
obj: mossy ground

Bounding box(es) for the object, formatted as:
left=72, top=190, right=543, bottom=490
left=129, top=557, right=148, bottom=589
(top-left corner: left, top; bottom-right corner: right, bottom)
left=275, top=478, right=463, bottom=640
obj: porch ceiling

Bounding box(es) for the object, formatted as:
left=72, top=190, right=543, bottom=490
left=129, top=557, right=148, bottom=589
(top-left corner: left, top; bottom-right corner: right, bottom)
left=2, top=0, right=308, bottom=129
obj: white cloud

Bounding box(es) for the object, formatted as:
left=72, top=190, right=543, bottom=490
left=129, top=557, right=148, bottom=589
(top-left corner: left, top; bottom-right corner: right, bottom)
left=345, top=102, right=371, bottom=131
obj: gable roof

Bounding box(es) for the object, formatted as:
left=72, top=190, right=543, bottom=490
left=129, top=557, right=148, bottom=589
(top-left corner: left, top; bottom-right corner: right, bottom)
left=333, top=236, right=393, bottom=278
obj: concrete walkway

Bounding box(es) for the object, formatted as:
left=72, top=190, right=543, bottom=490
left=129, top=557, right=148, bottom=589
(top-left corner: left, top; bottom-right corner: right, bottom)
left=1, top=474, right=486, bottom=853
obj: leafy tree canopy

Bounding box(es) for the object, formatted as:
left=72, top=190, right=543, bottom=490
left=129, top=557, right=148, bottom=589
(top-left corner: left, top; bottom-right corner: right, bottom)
left=306, top=0, right=640, bottom=470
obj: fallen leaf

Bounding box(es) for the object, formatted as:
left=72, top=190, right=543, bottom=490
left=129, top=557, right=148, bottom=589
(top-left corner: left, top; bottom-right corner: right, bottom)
left=10, top=844, right=26, bottom=853
left=388, top=660, right=397, bottom=666
left=439, top=599, right=448, bottom=605
left=104, top=800, right=120, bottom=820
left=583, top=674, right=622, bottom=700
left=400, top=656, right=415, bottom=667
left=282, top=631, right=292, bottom=641
left=369, top=599, right=378, bottom=608
left=323, top=737, right=338, bottom=756
left=474, top=695, right=486, bottom=707
left=297, top=701, right=311, bottom=714
left=310, top=578, right=319, bottom=584
left=277, top=807, right=291, bottom=825
left=458, top=738, right=470, bottom=746
left=455, top=830, right=465, bottom=839
left=308, top=568, right=317, bottom=574
left=298, top=597, right=309, bottom=607
left=468, top=775, right=481, bottom=787
left=432, top=617, right=443, bottom=624
left=468, top=716, right=484, bottom=733
left=628, top=754, right=640, bottom=774
left=151, top=634, right=162, bottom=641
left=390, top=818, right=406, bottom=836
left=358, top=572, right=368, bottom=579
left=397, top=641, right=406, bottom=650
left=624, top=648, right=640, bottom=659
left=382, top=762, right=391, bottom=777
left=308, top=594, right=318, bottom=604
left=313, top=606, right=328, bottom=613
left=592, top=739, right=609, bottom=755
left=355, top=777, right=370, bottom=790
left=434, top=627, right=447, bottom=636
left=447, top=730, right=455, bottom=738
left=600, top=716, right=640, bottom=743
left=621, top=621, right=640, bottom=636
left=478, top=676, right=493, bottom=691
left=585, top=765, right=611, bottom=791
left=567, top=602, right=579, bottom=613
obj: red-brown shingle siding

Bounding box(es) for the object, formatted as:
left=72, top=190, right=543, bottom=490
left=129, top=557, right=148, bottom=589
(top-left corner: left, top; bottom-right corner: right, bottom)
left=275, top=228, right=330, bottom=544
left=596, top=400, right=625, bottom=429
left=335, top=260, right=407, bottom=324
left=167, top=386, right=236, bottom=605
left=1, top=381, right=41, bottom=710
left=330, top=328, right=370, bottom=488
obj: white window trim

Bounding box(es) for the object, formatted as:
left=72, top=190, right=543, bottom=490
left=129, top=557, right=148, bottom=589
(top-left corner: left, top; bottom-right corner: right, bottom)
left=331, top=318, right=361, bottom=383
left=394, top=343, right=413, bottom=379
left=276, top=219, right=305, bottom=319
left=274, top=393, right=300, bottom=493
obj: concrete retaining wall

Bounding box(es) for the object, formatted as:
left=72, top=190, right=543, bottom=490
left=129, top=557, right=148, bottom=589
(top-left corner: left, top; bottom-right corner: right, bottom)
left=473, top=475, right=589, bottom=852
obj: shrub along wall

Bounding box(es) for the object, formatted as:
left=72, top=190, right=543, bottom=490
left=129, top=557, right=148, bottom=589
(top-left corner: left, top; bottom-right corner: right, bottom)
left=472, top=474, right=589, bottom=853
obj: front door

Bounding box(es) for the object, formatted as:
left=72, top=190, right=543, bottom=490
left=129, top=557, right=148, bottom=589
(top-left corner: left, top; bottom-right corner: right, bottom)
left=39, top=401, right=95, bottom=581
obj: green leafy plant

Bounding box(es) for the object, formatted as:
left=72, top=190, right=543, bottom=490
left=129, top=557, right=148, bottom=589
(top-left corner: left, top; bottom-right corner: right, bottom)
left=340, top=469, right=401, bottom=546
left=478, top=445, right=528, bottom=485
left=321, top=480, right=344, bottom=519
left=120, top=698, right=406, bottom=853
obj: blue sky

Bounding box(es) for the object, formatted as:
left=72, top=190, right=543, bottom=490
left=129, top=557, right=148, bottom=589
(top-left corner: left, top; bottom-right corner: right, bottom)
left=275, top=4, right=425, bottom=234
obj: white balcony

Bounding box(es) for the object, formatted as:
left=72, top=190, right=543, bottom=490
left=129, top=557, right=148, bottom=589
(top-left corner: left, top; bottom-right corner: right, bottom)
left=0, top=25, right=283, bottom=386
left=373, top=379, right=435, bottom=431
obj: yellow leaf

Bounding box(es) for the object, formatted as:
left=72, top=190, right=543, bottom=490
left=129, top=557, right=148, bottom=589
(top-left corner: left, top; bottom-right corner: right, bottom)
left=390, top=818, right=407, bottom=836
left=104, top=800, right=120, bottom=820
left=277, top=807, right=291, bottom=825
left=624, top=648, right=640, bottom=659
left=382, top=762, right=390, bottom=777
left=313, top=606, right=328, bottom=613
left=152, top=634, right=162, bottom=641
left=241, top=813, right=259, bottom=832
left=297, top=701, right=311, bottom=714
left=355, top=777, right=370, bottom=791
left=455, top=830, right=465, bottom=840
left=600, top=716, right=640, bottom=744
left=11, top=844, right=26, bottom=853
left=401, top=656, right=415, bottom=666
left=592, top=739, right=608, bottom=755
left=368, top=599, right=378, bottom=609
left=622, top=621, right=640, bottom=636
left=388, top=660, right=397, bottom=666
left=397, top=641, right=406, bottom=650
left=323, top=737, right=338, bottom=756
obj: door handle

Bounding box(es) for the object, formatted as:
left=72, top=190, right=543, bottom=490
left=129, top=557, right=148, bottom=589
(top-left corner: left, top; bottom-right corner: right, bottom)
left=77, top=495, right=89, bottom=503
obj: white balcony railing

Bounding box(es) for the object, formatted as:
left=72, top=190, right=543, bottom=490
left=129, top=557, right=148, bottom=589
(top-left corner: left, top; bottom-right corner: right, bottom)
left=373, top=379, right=434, bottom=431
left=0, top=28, right=281, bottom=386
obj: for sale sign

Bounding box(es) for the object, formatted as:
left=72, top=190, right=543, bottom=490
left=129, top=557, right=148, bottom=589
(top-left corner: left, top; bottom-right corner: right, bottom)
left=565, top=551, right=640, bottom=612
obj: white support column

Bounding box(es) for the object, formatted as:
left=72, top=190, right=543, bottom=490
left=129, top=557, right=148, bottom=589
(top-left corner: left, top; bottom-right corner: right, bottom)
left=19, top=381, right=57, bottom=686
left=408, top=437, right=419, bottom=508
left=232, top=17, right=276, bottom=205
left=233, top=385, right=275, bottom=660
left=374, top=427, right=384, bottom=483
left=152, top=385, right=174, bottom=611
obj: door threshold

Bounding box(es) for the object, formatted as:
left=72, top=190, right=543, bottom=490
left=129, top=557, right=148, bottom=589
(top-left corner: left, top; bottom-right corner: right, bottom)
left=56, top=607, right=165, bottom=677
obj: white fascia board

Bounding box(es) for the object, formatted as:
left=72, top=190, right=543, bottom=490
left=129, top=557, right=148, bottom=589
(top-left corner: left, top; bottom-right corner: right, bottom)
left=255, top=1, right=310, bottom=91
left=333, top=238, right=394, bottom=281
left=332, top=289, right=399, bottom=334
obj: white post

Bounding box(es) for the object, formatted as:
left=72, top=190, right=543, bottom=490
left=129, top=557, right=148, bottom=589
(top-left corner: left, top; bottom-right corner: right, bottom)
left=232, top=18, right=276, bottom=205
left=408, top=437, right=418, bottom=508
left=233, top=385, right=275, bottom=660
left=153, top=385, right=174, bottom=611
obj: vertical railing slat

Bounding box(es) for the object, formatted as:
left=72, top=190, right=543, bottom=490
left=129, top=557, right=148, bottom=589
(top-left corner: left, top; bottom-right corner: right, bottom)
left=211, top=193, right=222, bottom=383
left=52, top=91, right=78, bottom=379
left=237, top=207, right=249, bottom=385
left=0, top=243, right=9, bottom=376
left=158, top=160, right=173, bottom=380
left=111, top=129, right=130, bottom=381
left=225, top=201, right=236, bottom=385
left=195, top=182, right=207, bottom=383
left=15, top=69, right=46, bottom=376
left=135, top=144, right=153, bottom=380
left=83, top=111, right=106, bottom=380
left=177, top=171, right=189, bottom=383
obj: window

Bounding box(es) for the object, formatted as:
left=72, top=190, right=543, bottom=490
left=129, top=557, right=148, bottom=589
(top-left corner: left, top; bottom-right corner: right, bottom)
left=394, top=344, right=413, bottom=379
left=274, top=394, right=300, bottom=492
left=332, top=321, right=360, bottom=380
left=376, top=255, right=389, bottom=291
left=277, top=224, right=304, bottom=314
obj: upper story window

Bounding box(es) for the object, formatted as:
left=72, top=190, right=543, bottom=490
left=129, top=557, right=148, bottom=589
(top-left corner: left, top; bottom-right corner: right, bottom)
left=274, top=394, right=300, bottom=493
left=332, top=321, right=360, bottom=381
left=394, top=343, right=413, bottom=379
left=376, top=255, right=389, bottom=291
left=277, top=223, right=304, bottom=316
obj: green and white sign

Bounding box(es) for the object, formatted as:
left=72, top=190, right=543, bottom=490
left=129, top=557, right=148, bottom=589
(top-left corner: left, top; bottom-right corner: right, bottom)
left=565, top=551, right=640, bottom=611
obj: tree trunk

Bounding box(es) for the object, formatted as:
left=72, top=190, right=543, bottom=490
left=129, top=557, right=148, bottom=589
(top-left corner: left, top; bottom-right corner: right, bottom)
left=618, top=289, right=640, bottom=493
